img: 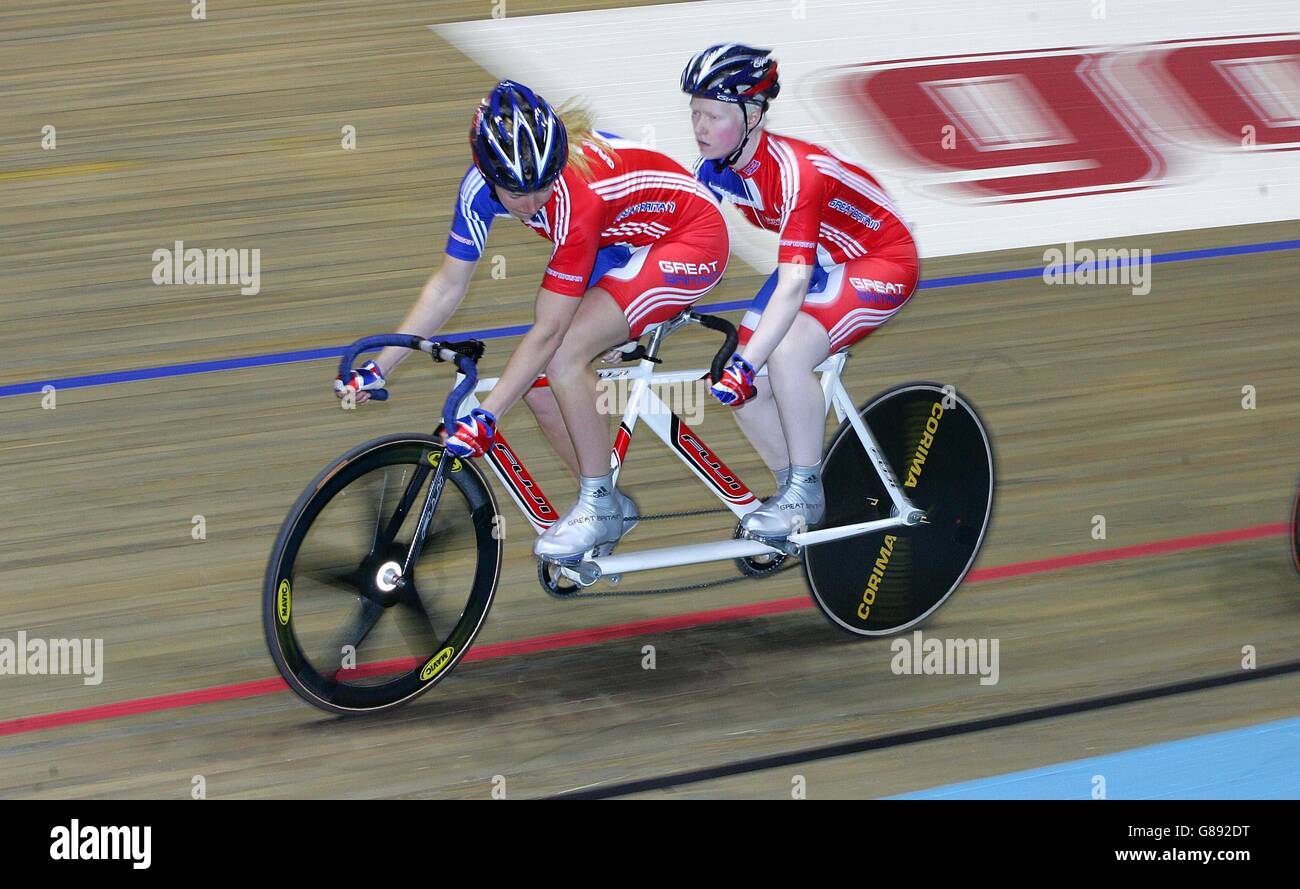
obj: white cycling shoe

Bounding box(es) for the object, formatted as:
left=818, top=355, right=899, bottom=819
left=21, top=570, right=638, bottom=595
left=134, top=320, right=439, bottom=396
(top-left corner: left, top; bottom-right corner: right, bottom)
left=534, top=477, right=637, bottom=561
left=741, top=463, right=824, bottom=539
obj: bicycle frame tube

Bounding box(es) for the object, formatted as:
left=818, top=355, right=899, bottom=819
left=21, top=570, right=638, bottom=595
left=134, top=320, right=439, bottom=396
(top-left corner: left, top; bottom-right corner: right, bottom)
left=452, top=353, right=764, bottom=534
left=450, top=329, right=920, bottom=545
left=821, top=354, right=920, bottom=520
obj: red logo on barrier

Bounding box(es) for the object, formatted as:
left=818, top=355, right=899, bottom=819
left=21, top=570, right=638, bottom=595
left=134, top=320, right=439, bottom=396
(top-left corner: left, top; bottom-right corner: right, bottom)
left=819, top=35, right=1300, bottom=203
left=1160, top=38, right=1300, bottom=150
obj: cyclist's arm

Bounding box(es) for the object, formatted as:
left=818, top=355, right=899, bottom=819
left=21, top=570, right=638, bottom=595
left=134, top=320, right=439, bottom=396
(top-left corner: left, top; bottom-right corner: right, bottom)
left=739, top=160, right=827, bottom=369
left=739, top=261, right=813, bottom=369
left=374, top=254, right=478, bottom=375
left=477, top=285, right=581, bottom=419
left=472, top=207, right=597, bottom=414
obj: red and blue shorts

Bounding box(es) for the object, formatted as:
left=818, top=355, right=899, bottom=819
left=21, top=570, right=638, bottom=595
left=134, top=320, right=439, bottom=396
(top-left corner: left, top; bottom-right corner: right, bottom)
left=737, top=248, right=919, bottom=354
left=587, top=211, right=730, bottom=339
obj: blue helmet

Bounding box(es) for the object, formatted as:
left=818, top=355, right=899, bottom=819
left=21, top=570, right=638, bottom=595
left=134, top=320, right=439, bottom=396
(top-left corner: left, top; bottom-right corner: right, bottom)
left=680, top=44, right=781, bottom=109
left=469, top=80, right=568, bottom=193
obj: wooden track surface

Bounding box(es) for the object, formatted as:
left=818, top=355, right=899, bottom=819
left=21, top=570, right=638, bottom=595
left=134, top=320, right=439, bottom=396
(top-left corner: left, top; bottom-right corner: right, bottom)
left=1, top=1, right=1298, bottom=798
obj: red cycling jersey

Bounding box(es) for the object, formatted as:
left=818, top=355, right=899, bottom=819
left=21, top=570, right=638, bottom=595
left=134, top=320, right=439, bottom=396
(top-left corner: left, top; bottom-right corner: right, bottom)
left=695, top=129, right=916, bottom=267
left=447, top=132, right=730, bottom=336
left=524, top=135, right=725, bottom=297
left=694, top=129, right=920, bottom=354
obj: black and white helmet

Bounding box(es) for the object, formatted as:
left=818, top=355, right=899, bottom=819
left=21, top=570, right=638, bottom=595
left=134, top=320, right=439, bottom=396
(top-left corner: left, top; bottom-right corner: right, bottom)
left=680, top=44, right=781, bottom=110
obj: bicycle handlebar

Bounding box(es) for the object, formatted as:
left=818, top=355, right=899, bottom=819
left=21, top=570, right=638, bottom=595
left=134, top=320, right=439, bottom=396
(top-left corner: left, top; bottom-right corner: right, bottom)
left=337, top=334, right=481, bottom=424
left=689, top=311, right=740, bottom=384
left=339, top=312, right=735, bottom=426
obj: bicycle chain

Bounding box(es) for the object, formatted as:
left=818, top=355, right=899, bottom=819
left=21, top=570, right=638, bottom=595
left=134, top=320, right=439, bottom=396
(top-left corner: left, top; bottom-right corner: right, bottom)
left=551, top=505, right=800, bottom=599
left=554, top=560, right=799, bottom=598
left=623, top=506, right=733, bottom=522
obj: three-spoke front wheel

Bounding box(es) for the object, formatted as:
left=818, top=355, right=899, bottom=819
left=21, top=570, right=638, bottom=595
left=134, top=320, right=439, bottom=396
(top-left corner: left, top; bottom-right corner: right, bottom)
left=264, top=434, right=501, bottom=714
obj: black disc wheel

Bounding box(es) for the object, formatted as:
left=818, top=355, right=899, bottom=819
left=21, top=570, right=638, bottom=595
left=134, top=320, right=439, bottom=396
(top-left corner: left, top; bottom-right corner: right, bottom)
left=803, top=383, right=994, bottom=636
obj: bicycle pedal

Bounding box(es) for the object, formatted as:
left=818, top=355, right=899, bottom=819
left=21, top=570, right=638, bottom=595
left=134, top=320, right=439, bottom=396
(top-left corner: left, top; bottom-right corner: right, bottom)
left=737, top=528, right=802, bottom=557
left=547, top=559, right=583, bottom=585
left=548, top=557, right=602, bottom=588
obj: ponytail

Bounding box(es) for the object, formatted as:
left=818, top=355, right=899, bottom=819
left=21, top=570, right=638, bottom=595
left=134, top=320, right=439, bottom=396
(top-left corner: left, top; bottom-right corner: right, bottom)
left=557, top=100, right=619, bottom=181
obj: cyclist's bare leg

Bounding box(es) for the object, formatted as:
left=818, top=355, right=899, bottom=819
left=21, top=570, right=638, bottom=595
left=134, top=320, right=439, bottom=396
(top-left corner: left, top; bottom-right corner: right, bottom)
left=732, top=313, right=832, bottom=477
left=765, top=313, right=833, bottom=465
left=732, top=382, right=789, bottom=478
left=739, top=313, right=832, bottom=535
left=533, top=287, right=635, bottom=558
left=544, top=286, right=630, bottom=477
left=522, top=386, right=580, bottom=478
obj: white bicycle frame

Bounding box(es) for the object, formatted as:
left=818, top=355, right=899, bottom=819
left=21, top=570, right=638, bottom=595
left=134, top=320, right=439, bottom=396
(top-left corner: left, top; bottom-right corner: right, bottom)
left=452, top=313, right=925, bottom=584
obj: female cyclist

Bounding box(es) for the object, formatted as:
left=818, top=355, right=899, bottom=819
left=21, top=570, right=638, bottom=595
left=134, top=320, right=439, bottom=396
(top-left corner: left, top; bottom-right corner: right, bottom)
left=336, top=80, right=730, bottom=560
left=681, top=44, right=921, bottom=539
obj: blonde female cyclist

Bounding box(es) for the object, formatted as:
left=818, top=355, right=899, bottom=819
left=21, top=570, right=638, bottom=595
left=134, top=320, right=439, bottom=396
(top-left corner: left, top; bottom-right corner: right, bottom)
left=680, top=44, right=920, bottom=540
left=336, top=80, right=730, bottom=560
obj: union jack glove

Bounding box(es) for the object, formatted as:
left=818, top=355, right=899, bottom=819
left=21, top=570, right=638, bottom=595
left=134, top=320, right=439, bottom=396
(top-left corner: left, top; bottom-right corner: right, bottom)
left=710, top=355, right=757, bottom=407
left=334, top=360, right=387, bottom=403
left=444, top=407, right=497, bottom=459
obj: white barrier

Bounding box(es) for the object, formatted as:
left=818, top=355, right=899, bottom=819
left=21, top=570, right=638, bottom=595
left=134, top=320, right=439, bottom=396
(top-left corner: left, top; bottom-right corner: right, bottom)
left=436, top=1, right=1300, bottom=264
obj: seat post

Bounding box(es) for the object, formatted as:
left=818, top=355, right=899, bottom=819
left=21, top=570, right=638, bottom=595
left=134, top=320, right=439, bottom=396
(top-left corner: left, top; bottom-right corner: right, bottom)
left=641, top=309, right=701, bottom=363
left=643, top=322, right=667, bottom=362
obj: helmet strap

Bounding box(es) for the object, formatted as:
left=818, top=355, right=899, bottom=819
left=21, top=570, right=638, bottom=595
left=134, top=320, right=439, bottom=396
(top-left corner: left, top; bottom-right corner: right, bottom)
left=713, top=100, right=763, bottom=172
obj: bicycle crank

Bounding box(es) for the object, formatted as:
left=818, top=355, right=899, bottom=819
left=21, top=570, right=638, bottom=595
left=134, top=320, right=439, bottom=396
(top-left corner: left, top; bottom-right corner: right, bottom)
left=533, top=502, right=812, bottom=598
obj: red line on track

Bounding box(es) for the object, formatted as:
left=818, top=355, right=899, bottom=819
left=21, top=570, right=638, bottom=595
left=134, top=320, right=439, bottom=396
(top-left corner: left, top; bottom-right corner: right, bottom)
left=0, top=522, right=1287, bottom=738
left=967, top=522, right=1287, bottom=581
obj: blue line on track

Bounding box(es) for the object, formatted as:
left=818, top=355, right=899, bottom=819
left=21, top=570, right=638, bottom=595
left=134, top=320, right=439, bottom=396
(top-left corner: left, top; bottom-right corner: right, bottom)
left=4, top=238, right=1296, bottom=399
